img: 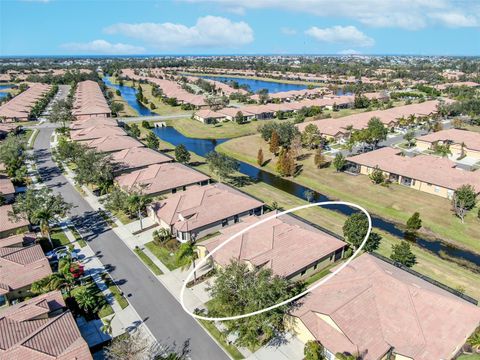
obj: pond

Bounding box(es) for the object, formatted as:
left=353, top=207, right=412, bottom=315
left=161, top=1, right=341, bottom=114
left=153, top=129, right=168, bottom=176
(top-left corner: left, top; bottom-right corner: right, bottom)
left=0, top=84, right=13, bottom=99
left=152, top=125, right=480, bottom=267
left=102, top=76, right=156, bottom=116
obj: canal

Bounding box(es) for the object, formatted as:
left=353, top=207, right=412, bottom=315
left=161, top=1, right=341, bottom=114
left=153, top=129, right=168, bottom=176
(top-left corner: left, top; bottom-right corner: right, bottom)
left=102, top=76, right=156, bottom=116
left=152, top=125, right=480, bottom=267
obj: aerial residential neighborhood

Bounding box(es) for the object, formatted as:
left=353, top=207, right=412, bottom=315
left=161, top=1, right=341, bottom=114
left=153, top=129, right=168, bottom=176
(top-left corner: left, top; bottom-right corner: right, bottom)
left=1, top=1, right=480, bottom=359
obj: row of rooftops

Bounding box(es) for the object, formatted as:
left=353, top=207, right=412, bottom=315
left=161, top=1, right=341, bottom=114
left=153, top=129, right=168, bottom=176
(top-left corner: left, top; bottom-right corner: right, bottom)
left=72, top=80, right=110, bottom=118
left=297, top=99, right=453, bottom=138
left=0, top=83, right=51, bottom=121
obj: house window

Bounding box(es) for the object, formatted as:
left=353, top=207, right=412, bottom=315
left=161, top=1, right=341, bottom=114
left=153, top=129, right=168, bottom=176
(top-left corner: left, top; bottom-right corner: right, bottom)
left=0, top=295, right=6, bottom=307
left=222, top=218, right=228, bottom=227
left=183, top=186, right=186, bottom=191
left=300, top=269, right=306, bottom=276
left=234, top=215, right=239, bottom=223
left=412, top=179, right=416, bottom=186
left=172, top=188, right=177, bottom=194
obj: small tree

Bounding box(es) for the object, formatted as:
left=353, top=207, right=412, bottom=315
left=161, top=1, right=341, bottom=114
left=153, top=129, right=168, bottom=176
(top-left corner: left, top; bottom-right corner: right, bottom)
left=403, top=131, right=416, bottom=148
left=153, top=228, right=171, bottom=245
left=126, top=190, right=152, bottom=231
left=333, top=153, right=346, bottom=172
left=176, top=242, right=198, bottom=282
left=205, top=151, right=239, bottom=181
left=304, top=340, right=325, bottom=360
left=390, top=241, right=416, bottom=267
left=369, top=166, right=385, bottom=184
left=313, top=148, right=327, bottom=169
left=452, top=184, right=477, bottom=223
left=235, top=111, right=245, bottom=124
left=342, top=212, right=380, bottom=252
left=406, top=212, right=422, bottom=231
left=304, top=189, right=315, bottom=202
left=257, top=148, right=264, bottom=166
left=174, top=144, right=191, bottom=164
left=145, top=131, right=159, bottom=149
left=269, top=131, right=280, bottom=155
left=301, top=124, right=322, bottom=149
left=128, top=123, right=141, bottom=138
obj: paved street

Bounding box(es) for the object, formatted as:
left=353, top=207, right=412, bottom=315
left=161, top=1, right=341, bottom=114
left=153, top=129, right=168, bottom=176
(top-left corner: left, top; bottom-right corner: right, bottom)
left=32, top=125, right=228, bottom=360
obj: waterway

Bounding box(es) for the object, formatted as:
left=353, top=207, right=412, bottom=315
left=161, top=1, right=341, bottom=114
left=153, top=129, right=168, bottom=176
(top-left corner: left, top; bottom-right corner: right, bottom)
left=196, top=75, right=312, bottom=94
left=102, top=76, right=156, bottom=116
left=152, top=125, right=480, bottom=267
left=0, top=84, right=13, bottom=100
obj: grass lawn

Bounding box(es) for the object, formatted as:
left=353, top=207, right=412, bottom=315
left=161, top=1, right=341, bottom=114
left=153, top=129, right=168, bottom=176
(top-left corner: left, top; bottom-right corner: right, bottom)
left=112, top=210, right=135, bottom=225
left=458, top=354, right=480, bottom=360
left=134, top=247, right=163, bottom=275
left=103, top=274, right=129, bottom=309
left=50, top=227, right=71, bottom=247
left=145, top=241, right=184, bottom=271
left=164, top=117, right=278, bottom=139
left=216, top=134, right=480, bottom=254
left=193, top=162, right=480, bottom=301
left=107, top=85, right=138, bottom=117
left=68, top=226, right=87, bottom=248
left=304, top=263, right=340, bottom=287
left=198, top=319, right=245, bottom=360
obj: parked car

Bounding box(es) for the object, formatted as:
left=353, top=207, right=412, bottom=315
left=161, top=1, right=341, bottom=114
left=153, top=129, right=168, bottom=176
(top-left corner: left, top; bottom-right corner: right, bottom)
left=46, top=246, right=68, bottom=260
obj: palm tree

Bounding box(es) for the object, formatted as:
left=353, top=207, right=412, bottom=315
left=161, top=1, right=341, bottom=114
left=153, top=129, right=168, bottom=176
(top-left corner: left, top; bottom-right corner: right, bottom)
left=127, top=191, right=152, bottom=231
left=101, top=315, right=115, bottom=336
left=176, top=242, right=198, bottom=282
left=75, top=286, right=103, bottom=315
left=31, top=272, right=75, bottom=295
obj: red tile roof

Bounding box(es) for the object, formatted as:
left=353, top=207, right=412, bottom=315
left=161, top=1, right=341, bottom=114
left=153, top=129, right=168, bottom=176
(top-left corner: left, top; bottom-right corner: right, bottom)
left=416, top=128, right=480, bottom=152
left=0, top=205, right=29, bottom=234
left=202, top=212, right=345, bottom=278
left=293, top=254, right=480, bottom=360
left=110, top=146, right=172, bottom=172
left=0, top=291, right=92, bottom=360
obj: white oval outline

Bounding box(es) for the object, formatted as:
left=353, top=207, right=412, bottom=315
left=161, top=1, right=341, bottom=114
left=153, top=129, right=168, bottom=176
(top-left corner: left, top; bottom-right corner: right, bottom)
left=180, top=201, right=372, bottom=321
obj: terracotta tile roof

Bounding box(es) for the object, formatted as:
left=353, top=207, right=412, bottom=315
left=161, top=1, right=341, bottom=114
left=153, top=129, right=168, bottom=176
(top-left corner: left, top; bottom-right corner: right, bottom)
left=0, top=83, right=51, bottom=121
left=110, top=146, right=172, bottom=172
left=0, top=233, right=36, bottom=248
left=0, top=175, right=15, bottom=196
left=0, top=291, right=92, bottom=360
left=416, top=128, right=480, bottom=152
left=0, top=205, right=29, bottom=234
left=0, top=244, right=52, bottom=294
left=70, top=125, right=126, bottom=141
left=153, top=183, right=264, bottom=232
left=72, top=80, right=110, bottom=118
left=194, top=109, right=225, bottom=119
left=115, top=162, right=209, bottom=195
left=69, top=117, right=118, bottom=130
left=81, top=135, right=144, bottom=153
left=202, top=212, right=345, bottom=278
left=347, top=147, right=480, bottom=191
left=292, top=254, right=480, bottom=360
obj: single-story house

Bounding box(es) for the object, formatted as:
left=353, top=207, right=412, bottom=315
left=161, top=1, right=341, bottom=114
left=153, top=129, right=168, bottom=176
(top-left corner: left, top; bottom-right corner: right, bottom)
left=288, top=253, right=480, bottom=360
left=70, top=125, right=127, bottom=141
left=198, top=212, right=346, bottom=280
left=149, top=183, right=264, bottom=242
left=217, top=107, right=256, bottom=122
left=72, top=80, right=111, bottom=121
left=115, top=162, right=210, bottom=196
left=416, top=128, right=480, bottom=161
left=81, top=135, right=144, bottom=154
left=0, top=204, right=29, bottom=238
left=0, top=175, right=15, bottom=203
left=0, top=291, right=92, bottom=359
left=346, top=147, right=480, bottom=199
left=0, top=244, right=52, bottom=304
left=0, top=233, right=36, bottom=248
left=69, top=116, right=118, bottom=130
left=110, top=146, right=172, bottom=174
left=193, top=109, right=226, bottom=124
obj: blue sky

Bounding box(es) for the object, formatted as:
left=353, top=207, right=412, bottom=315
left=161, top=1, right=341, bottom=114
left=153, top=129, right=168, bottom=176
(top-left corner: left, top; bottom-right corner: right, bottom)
left=1, top=0, right=479, bottom=56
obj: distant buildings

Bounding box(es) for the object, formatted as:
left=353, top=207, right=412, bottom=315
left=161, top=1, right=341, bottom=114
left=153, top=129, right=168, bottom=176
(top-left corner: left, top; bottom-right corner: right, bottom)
left=0, top=83, right=51, bottom=122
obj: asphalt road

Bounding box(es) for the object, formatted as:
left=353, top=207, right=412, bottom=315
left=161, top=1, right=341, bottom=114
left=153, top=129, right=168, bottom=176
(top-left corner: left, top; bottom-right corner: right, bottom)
left=32, top=125, right=228, bottom=360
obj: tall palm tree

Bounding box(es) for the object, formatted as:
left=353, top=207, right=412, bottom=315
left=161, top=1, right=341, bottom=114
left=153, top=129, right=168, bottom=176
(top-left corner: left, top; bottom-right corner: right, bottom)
left=127, top=191, right=152, bottom=231
left=176, top=242, right=198, bottom=282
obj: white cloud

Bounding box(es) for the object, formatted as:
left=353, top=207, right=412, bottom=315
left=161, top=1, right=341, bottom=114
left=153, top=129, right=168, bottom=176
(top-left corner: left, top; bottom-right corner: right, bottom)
left=104, top=16, right=254, bottom=49
left=429, top=12, right=478, bottom=27
left=338, top=49, right=361, bottom=55
left=182, top=0, right=479, bottom=30
left=61, top=40, right=144, bottom=55
left=305, top=25, right=374, bottom=47
left=281, top=27, right=297, bottom=35
left=225, top=6, right=246, bottom=15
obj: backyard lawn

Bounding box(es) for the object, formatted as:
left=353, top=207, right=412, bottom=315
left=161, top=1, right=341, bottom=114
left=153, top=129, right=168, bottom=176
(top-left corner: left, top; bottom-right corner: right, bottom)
left=145, top=241, right=185, bottom=271
left=164, top=117, right=281, bottom=139
left=217, top=134, right=480, bottom=254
